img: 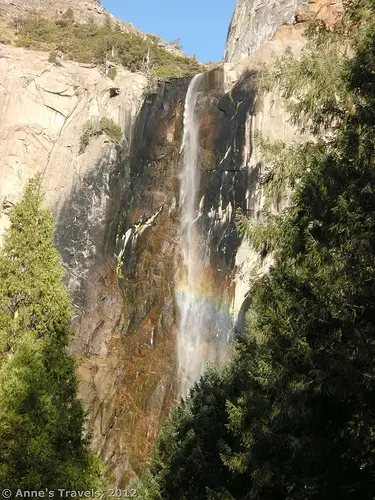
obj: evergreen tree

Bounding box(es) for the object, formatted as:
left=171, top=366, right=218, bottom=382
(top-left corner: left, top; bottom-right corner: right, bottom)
left=223, top=3, right=375, bottom=498
left=149, top=369, right=247, bottom=500
left=148, top=1, right=375, bottom=498
left=0, top=176, right=104, bottom=489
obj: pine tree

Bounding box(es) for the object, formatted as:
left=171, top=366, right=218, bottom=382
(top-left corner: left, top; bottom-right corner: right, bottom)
left=0, top=176, right=104, bottom=489
left=0, top=175, right=72, bottom=355
left=149, top=369, right=245, bottom=500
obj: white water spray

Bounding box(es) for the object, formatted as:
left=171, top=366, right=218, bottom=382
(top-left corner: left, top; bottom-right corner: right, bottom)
left=177, top=73, right=205, bottom=399
left=177, top=74, right=231, bottom=398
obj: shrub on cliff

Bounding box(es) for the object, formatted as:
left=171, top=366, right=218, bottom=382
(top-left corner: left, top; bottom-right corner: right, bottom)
left=0, top=176, right=105, bottom=489
left=107, top=66, right=117, bottom=80
left=148, top=1, right=375, bottom=498
left=12, top=14, right=202, bottom=78
left=79, top=117, right=123, bottom=153
left=100, top=117, right=123, bottom=144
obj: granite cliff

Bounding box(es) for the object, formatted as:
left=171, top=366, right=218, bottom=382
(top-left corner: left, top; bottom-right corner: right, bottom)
left=0, top=0, right=139, bottom=32
left=225, top=0, right=343, bottom=62
left=0, top=0, right=342, bottom=486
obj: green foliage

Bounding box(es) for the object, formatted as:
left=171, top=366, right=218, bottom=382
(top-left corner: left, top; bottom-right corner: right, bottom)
left=107, top=66, right=117, bottom=80
left=0, top=176, right=105, bottom=489
left=48, top=50, right=58, bottom=63
left=270, top=46, right=348, bottom=133
left=79, top=117, right=122, bottom=153
left=79, top=119, right=100, bottom=153
left=129, top=469, right=162, bottom=500
left=16, top=33, right=38, bottom=49
left=150, top=370, right=244, bottom=500
left=0, top=176, right=72, bottom=355
left=228, top=1, right=375, bottom=497
left=169, top=37, right=183, bottom=50
left=149, top=1, right=375, bottom=498
left=12, top=14, right=202, bottom=78
left=99, top=117, right=122, bottom=144
left=79, top=119, right=101, bottom=153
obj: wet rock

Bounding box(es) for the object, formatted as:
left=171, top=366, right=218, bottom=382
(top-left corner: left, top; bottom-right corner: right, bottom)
left=98, top=77, right=189, bottom=482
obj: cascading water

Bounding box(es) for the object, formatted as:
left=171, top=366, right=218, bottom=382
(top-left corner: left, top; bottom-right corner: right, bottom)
left=177, top=74, right=231, bottom=398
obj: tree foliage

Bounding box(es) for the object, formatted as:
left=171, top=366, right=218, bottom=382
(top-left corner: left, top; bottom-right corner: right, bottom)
left=147, top=1, right=375, bottom=498
left=150, top=370, right=247, bottom=500
left=0, top=176, right=72, bottom=355
left=79, top=117, right=123, bottom=153
left=12, top=13, right=202, bottom=78
left=0, top=176, right=104, bottom=489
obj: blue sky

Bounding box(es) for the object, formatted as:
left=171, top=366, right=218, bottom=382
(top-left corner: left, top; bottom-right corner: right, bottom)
left=101, top=0, right=236, bottom=63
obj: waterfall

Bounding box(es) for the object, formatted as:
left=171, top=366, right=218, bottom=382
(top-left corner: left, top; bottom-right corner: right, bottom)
left=177, top=73, right=205, bottom=399
left=177, top=74, right=231, bottom=399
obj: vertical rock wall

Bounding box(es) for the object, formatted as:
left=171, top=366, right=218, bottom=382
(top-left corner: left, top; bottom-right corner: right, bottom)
left=224, top=0, right=307, bottom=62
left=224, top=0, right=343, bottom=63
left=103, top=64, right=280, bottom=484
left=68, top=0, right=342, bottom=481
left=104, top=50, right=303, bottom=481
left=90, top=78, right=190, bottom=484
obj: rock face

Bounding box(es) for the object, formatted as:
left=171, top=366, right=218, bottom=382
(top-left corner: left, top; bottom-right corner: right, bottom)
left=0, top=42, right=147, bottom=483
left=224, top=0, right=344, bottom=63
left=102, top=23, right=308, bottom=481
left=224, top=0, right=307, bottom=62
left=83, top=78, right=190, bottom=484
left=0, top=0, right=139, bottom=32
left=0, top=44, right=146, bottom=240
